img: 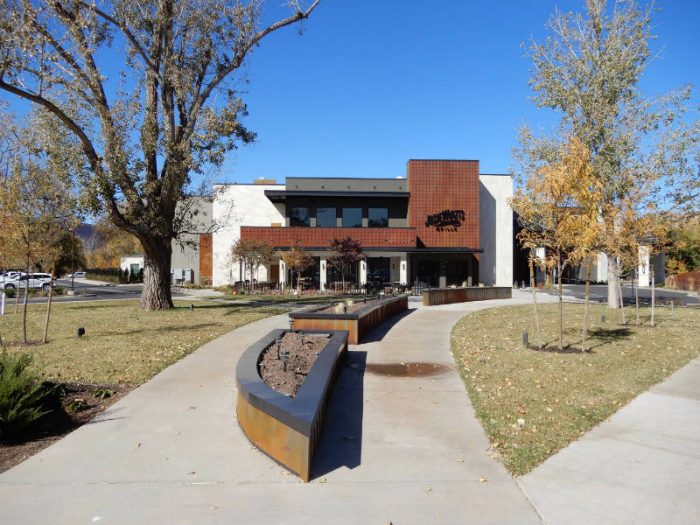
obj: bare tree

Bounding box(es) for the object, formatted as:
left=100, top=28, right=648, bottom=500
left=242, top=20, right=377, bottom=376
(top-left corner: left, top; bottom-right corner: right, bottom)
left=0, top=0, right=322, bottom=310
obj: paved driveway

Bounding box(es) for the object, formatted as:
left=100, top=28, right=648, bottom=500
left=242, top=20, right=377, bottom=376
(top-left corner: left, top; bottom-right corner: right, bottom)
left=0, top=291, right=557, bottom=524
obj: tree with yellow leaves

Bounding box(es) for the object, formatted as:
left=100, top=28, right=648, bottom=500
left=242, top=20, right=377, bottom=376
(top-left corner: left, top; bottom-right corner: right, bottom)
left=512, top=137, right=603, bottom=351
left=0, top=113, right=81, bottom=344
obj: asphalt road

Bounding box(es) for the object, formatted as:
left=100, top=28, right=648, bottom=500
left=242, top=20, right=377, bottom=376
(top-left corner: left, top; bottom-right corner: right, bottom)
left=6, top=280, right=698, bottom=307
left=1, top=280, right=152, bottom=305
left=538, top=283, right=699, bottom=306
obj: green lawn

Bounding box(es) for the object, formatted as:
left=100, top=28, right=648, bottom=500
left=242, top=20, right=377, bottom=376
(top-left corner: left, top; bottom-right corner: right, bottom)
left=451, top=302, right=700, bottom=475
left=0, top=300, right=286, bottom=385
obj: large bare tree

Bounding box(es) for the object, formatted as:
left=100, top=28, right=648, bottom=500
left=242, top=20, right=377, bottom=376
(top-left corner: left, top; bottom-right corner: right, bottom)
left=0, top=0, right=321, bottom=309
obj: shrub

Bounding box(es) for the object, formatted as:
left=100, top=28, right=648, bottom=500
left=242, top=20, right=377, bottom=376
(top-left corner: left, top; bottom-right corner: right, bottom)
left=0, top=353, right=54, bottom=442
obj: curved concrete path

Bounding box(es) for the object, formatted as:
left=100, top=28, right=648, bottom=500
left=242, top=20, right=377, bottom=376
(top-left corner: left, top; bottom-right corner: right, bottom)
left=0, top=291, right=555, bottom=524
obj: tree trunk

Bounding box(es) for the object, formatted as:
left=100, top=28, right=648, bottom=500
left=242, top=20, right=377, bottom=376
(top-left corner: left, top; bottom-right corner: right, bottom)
left=43, top=270, right=54, bottom=344
left=651, top=264, right=656, bottom=327
left=14, top=277, right=20, bottom=313
left=634, top=269, right=640, bottom=326
left=528, top=254, right=542, bottom=347
left=557, top=254, right=563, bottom=351
left=607, top=256, right=621, bottom=309
left=582, top=258, right=592, bottom=352
left=618, top=274, right=626, bottom=324
left=21, top=260, right=30, bottom=343
left=139, top=237, right=174, bottom=310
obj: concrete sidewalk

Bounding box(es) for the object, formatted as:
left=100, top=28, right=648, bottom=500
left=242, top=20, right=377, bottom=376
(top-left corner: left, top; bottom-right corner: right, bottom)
left=520, top=358, right=700, bottom=525
left=0, top=291, right=555, bottom=525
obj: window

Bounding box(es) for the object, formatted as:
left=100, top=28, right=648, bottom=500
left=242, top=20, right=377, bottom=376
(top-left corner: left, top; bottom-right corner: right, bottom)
left=368, top=207, right=389, bottom=228
left=316, top=207, right=336, bottom=227
left=342, top=208, right=363, bottom=227
left=289, top=206, right=310, bottom=227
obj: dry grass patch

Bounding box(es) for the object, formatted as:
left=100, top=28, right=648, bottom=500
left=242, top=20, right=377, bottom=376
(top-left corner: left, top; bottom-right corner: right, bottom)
left=451, top=302, right=700, bottom=475
left=0, top=300, right=286, bottom=385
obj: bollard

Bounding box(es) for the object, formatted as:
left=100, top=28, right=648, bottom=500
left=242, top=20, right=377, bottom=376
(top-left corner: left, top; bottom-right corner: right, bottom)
left=522, top=331, right=529, bottom=347
left=1, top=292, right=4, bottom=316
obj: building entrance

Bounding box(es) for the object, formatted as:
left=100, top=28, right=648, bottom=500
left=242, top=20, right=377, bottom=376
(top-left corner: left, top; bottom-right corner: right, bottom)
left=410, top=253, right=478, bottom=289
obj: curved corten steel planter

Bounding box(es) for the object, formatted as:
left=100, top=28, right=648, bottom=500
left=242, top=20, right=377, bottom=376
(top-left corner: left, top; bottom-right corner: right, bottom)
left=289, top=295, right=408, bottom=344
left=422, top=286, right=512, bottom=306
left=236, top=329, right=348, bottom=482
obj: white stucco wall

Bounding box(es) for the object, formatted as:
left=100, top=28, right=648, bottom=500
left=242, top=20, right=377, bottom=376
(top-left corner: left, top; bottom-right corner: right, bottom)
left=211, top=184, right=285, bottom=286
left=120, top=255, right=144, bottom=272
left=479, top=175, right=513, bottom=287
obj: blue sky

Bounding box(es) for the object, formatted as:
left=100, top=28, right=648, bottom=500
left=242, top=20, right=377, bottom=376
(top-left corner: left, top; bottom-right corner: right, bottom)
left=220, top=0, right=700, bottom=183
left=2, top=1, right=698, bottom=184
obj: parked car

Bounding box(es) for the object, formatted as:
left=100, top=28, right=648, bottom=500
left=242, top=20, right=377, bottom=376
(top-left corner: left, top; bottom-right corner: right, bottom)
left=65, top=271, right=86, bottom=279
left=3, top=273, right=55, bottom=291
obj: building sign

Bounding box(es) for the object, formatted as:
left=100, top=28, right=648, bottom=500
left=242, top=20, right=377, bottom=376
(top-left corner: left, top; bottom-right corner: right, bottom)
left=425, top=209, right=466, bottom=232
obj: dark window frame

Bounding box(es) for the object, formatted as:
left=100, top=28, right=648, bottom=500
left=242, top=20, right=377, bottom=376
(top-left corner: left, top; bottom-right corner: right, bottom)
left=316, top=207, right=337, bottom=228
left=342, top=207, right=363, bottom=228
left=368, top=207, right=389, bottom=228
left=289, top=206, right=311, bottom=227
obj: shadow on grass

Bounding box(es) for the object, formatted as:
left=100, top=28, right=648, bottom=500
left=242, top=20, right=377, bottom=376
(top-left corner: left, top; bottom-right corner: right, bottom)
left=100, top=322, right=220, bottom=337
left=527, top=343, right=595, bottom=354
left=587, top=327, right=633, bottom=350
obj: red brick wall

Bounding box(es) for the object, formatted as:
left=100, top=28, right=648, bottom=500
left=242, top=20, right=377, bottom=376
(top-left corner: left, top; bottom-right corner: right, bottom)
left=199, top=233, right=213, bottom=282
left=407, top=160, right=480, bottom=248
left=240, top=227, right=417, bottom=249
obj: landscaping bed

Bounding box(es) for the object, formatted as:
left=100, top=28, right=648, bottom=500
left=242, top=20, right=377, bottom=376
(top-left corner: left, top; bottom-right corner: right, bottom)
left=318, top=297, right=379, bottom=314
left=0, top=382, right=131, bottom=474
left=259, top=331, right=330, bottom=396
left=290, top=295, right=408, bottom=344
left=423, top=286, right=512, bottom=306
left=236, top=329, right=348, bottom=481
left=451, top=302, right=700, bottom=475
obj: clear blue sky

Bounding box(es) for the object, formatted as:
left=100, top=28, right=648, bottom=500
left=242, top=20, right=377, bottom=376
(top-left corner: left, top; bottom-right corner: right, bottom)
left=2, top=1, right=698, bottom=184
left=220, top=0, right=700, bottom=183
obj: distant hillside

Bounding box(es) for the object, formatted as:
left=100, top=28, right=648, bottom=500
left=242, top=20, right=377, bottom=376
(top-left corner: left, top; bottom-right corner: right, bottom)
left=75, top=223, right=99, bottom=251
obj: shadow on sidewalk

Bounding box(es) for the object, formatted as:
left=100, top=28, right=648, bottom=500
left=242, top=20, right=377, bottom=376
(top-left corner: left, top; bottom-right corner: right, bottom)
left=360, top=308, right=415, bottom=344
left=311, top=350, right=366, bottom=480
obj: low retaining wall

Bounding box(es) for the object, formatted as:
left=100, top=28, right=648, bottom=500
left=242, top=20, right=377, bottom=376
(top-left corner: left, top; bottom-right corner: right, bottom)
left=289, top=295, right=408, bottom=344
left=422, top=286, right=512, bottom=306
left=236, top=329, right=348, bottom=482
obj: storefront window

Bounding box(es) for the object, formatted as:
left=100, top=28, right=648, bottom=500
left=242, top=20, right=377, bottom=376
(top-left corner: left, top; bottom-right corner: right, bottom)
left=368, top=207, right=389, bottom=228
left=289, top=207, right=310, bottom=227
left=342, top=208, right=363, bottom=227
left=316, top=207, right=336, bottom=227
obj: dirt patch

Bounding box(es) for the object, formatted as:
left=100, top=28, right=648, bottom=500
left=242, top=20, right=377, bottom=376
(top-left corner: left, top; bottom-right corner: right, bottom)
left=365, top=362, right=452, bottom=378
left=0, top=382, right=131, bottom=474
left=259, top=332, right=330, bottom=397
left=318, top=298, right=378, bottom=314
